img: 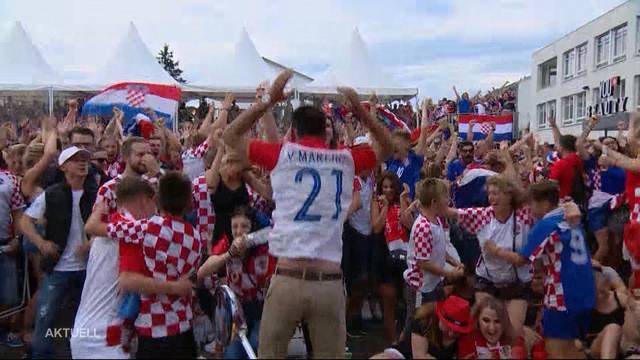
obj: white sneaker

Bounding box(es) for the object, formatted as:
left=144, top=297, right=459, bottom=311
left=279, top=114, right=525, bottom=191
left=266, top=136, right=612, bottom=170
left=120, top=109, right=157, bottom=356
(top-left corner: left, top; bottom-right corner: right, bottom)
left=372, top=300, right=383, bottom=320
left=361, top=299, right=373, bottom=321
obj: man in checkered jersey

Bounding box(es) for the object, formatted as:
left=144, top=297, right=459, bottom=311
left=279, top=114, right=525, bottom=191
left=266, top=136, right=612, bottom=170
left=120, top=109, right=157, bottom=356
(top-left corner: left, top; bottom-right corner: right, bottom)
left=94, top=137, right=161, bottom=220
left=487, top=181, right=595, bottom=359
left=103, top=172, right=202, bottom=358
left=223, top=70, right=393, bottom=358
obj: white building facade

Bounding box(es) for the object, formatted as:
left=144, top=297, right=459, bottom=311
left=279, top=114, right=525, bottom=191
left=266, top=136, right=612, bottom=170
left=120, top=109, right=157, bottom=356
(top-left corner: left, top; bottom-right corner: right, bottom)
left=522, top=0, right=640, bottom=143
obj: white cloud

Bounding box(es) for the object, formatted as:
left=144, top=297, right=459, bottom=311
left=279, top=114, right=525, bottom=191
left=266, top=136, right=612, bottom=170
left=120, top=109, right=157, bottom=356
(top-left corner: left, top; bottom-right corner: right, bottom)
left=0, top=0, right=629, bottom=99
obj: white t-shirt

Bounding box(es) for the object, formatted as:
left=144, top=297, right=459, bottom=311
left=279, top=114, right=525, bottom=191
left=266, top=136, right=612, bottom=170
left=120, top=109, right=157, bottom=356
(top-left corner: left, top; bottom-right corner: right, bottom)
left=71, top=236, right=128, bottom=359
left=475, top=103, right=486, bottom=115
left=25, top=190, right=87, bottom=271
left=349, top=176, right=373, bottom=236
left=268, top=142, right=355, bottom=263
left=457, top=207, right=533, bottom=284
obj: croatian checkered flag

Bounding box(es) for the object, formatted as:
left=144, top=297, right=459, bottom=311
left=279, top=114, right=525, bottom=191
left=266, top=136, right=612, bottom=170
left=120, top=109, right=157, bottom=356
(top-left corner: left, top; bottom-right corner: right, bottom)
left=82, top=82, right=181, bottom=134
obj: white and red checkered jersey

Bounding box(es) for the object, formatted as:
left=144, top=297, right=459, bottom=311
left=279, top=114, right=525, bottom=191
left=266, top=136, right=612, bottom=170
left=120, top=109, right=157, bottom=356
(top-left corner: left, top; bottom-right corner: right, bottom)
left=95, top=175, right=158, bottom=222
left=182, top=141, right=210, bottom=160
left=0, top=170, right=25, bottom=239
left=106, top=158, right=125, bottom=179
left=246, top=184, right=271, bottom=216
left=526, top=232, right=566, bottom=310
left=213, top=240, right=276, bottom=302
left=107, top=215, right=203, bottom=338
left=192, top=175, right=215, bottom=244
left=404, top=214, right=447, bottom=293
left=457, top=206, right=534, bottom=283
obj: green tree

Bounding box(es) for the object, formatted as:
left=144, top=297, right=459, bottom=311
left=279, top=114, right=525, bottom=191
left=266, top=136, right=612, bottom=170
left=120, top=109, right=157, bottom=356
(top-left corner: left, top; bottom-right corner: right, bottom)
left=157, top=44, right=186, bottom=84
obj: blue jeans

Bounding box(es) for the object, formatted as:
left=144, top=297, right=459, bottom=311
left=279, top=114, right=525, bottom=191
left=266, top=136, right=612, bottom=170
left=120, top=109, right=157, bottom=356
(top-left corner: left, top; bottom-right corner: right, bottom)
left=223, top=300, right=262, bottom=359
left=32, top=270, right=86, bottom=359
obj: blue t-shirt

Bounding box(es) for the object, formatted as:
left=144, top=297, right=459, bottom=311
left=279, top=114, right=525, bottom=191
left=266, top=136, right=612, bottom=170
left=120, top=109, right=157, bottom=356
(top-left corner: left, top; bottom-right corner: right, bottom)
left=519, top=208, right=595, bottom=311
left=447, top=159, right=465, bottom=182
left=584, top=156, right=625, bottom=195
left=458, top=99, right=471, bottom=114
left=385, top=151, right=424, bottom=199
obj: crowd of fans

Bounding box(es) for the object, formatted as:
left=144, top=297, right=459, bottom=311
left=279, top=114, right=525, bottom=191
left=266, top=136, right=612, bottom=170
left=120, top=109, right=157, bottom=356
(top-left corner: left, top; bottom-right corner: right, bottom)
left=1, top=70, right=640, bottom=359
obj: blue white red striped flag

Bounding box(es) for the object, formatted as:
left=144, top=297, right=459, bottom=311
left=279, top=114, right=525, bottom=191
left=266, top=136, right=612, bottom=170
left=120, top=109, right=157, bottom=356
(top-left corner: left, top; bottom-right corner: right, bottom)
left=82, top=82, right=181, bottom=133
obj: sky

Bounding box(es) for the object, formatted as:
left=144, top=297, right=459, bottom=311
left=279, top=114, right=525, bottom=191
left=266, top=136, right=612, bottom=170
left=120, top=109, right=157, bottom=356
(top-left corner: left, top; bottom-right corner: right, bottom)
left=0, top=0, right=628, bottom=99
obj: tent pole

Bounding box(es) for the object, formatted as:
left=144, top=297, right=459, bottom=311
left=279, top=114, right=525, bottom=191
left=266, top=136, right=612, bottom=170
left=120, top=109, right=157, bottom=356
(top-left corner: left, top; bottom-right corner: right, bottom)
left=48, top=86, right=54, bottom=118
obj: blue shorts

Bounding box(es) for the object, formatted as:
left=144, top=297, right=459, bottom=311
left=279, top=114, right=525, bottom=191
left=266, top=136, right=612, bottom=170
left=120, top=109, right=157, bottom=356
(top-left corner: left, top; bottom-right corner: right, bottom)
left=543, top=308, right=591, bottom=340
left=588, top=204, right=609, bottom=232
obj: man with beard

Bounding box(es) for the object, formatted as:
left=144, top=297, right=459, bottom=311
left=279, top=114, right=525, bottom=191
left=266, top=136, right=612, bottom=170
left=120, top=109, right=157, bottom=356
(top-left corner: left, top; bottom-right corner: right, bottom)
left=18, top=146, right=97, bottom=358
left=93, top=137, right=160, bottom=220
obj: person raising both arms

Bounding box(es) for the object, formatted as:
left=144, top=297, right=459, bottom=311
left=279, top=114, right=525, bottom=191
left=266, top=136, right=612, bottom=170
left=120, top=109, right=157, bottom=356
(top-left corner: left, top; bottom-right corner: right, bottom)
left=222, top=70, right=393, bottom=358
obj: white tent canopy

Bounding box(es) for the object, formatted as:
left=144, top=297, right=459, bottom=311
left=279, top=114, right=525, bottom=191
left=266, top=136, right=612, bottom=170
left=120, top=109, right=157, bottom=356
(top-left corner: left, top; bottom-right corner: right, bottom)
left=301, top=28, right=417, bottom=99
left=79, top=22, right=176, bottom=89
left=188, top=28, right=273, bottom=95
left=0, top=21, right=61, bottom=89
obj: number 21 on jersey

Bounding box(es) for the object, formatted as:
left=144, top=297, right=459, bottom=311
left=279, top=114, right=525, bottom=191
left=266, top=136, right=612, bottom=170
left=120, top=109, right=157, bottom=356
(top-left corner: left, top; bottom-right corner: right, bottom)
left=293, top=167, right=343, bottom=222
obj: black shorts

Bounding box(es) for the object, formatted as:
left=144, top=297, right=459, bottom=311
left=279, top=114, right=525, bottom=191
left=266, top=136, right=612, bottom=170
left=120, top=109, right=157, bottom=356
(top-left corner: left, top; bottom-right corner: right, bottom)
left=371, top=234, right=406, bottom=291
left=342, top=222, right=372, bottom=292
left=474, top=276, right=532, bottom=301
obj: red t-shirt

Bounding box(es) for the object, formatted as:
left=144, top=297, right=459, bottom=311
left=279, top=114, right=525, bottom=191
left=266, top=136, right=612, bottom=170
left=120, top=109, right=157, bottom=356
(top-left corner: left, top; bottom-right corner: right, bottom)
left=111, top=212, right=147, bottom=275
left=549, top=152, right=583, bottom=198
left=382, top=202, right=408, bottom=243
left=248, top=136, right=377, bottom=174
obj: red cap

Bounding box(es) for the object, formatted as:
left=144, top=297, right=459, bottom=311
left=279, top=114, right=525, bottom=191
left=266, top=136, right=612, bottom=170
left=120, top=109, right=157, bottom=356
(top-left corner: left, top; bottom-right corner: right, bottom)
left=435, top=295, right=473, bottom=334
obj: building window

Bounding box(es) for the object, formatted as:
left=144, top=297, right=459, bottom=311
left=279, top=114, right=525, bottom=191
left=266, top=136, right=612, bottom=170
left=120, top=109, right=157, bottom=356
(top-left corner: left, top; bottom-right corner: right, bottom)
left=635, top=75, right=640, bottom=111
left=613, top=25, right=627, bottom=60
left=637, top=17, right=640, bottom=54
left=537, top=103, right=547, bottom=128
left=596, top=23, right=628, bottom=68
left=596, top=31, right=610, bottom=66
left=576, top=92, right=586, bottom=122
left=538, top=57, right=557, bottom=89
left=634, top=75, right=640, bottom=111
left=562, top=96, right=575, bottom=125
left=563, top=50, right=575, bottom=79
left=577, top=43, right=588, bottom=74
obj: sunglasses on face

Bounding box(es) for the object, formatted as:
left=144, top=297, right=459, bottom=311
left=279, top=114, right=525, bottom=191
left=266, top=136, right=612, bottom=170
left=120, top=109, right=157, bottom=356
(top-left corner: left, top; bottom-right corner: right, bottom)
left=93, top=158, right=108, bottom=163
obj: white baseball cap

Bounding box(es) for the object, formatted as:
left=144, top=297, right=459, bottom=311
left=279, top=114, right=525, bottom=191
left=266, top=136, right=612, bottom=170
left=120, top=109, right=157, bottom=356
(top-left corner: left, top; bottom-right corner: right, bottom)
left=58, top=146, right=90, bottom=166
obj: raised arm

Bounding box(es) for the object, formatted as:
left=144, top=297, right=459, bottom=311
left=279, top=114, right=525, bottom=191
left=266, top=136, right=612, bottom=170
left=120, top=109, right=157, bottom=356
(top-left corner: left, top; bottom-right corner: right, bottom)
left=337, top=87, right=393, bottom=163
left=466, top=119, right=475, bottom=143
left=600, top=148, right=640, bottom=173
left=22, top=128, right=57, bottom=200
left=197, top=101, right=215, bottom=137
left=256, top=82, right=280, bottom=143
left=205, top=130, right=225, bottom=192
left=211, top=93, right=236, bottom=133
left=576, top=116, right=597, bottom=160
left=453, top=86, right=461, bottom=101
left=549, top=115, right=561, bottom=148
left=223, top=71, right=292, bottom=160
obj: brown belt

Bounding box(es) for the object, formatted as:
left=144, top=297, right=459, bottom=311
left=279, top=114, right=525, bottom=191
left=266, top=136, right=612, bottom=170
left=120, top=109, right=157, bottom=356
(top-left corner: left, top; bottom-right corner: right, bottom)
left=275, top=267, right=343, bottom=281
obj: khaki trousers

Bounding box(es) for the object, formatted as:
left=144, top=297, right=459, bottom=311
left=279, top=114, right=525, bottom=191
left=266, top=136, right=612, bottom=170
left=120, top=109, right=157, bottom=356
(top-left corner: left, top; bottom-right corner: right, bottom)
left=258, top=273, right=346, bottom=358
